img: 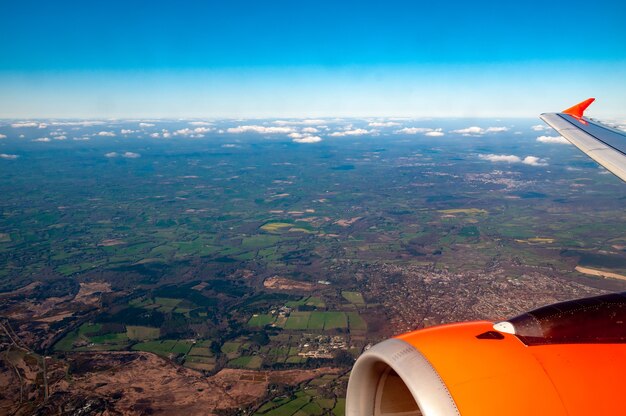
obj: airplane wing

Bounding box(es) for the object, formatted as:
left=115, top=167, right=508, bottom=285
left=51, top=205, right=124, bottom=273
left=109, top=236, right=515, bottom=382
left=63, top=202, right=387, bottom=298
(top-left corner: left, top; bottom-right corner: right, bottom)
left=346, top=100, right=626, bottom=415
left=540, top=98, right=626, bottom=182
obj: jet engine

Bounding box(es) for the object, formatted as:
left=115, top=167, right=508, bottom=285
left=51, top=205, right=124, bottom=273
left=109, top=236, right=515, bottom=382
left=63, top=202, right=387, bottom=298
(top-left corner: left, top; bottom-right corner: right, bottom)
left=346, top=293, right=626, bottom=416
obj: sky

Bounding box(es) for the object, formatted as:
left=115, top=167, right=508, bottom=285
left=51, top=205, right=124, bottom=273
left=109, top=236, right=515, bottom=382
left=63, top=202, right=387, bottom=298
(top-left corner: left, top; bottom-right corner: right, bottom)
left=1, top=0, right=625, bottom=119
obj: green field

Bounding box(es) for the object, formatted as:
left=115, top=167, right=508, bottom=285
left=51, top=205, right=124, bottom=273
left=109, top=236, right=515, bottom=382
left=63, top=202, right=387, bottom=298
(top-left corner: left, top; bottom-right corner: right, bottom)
left=284, top=311, right=311, bottom=329
left=341, top=291, right=365, bottom=306
left=54, top=323, right=129, bottom=351
left=229, top=355, right=263, bottom=369
left=188, top=346, right=213, bottom=357
left=307, top=312, right=326, bottom=330
left=184, top=353, right=217, bottom=371
left=346, top=312, right=367, bottom=331
left=255, top=389, right=345, bottom=416
left=283, top=311, right=350, bottom=331
left=132, top=340, right=177, bottom=356
left=248, top=313, right=277, bottom=327
left=286, top=296, right=326, bottom=309
left=323, top=312, right=348, bottom=330
left=126, top=325, right=160, bottom=340
left=154, top=297, right=182, bottom=307
left=260, top=222, right=293, bottom=233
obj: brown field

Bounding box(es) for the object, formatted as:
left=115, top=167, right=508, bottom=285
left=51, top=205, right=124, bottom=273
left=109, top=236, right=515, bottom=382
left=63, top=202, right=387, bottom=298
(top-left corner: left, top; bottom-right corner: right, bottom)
left=335, top=217, right=362, bottom=227
left=39, top=352, right=339, bottom=415
left=263, top=276, right=315, bottom=291
left=575, top=266, right=626, bottom=281
left=74, top=281, right=112, bottom=305
left=98, top=239, right=127, bottom=246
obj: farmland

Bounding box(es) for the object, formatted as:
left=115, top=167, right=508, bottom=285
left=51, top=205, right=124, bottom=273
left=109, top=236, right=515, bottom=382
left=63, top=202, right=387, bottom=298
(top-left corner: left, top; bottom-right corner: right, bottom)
left=2, top=118, right=626, bottom=414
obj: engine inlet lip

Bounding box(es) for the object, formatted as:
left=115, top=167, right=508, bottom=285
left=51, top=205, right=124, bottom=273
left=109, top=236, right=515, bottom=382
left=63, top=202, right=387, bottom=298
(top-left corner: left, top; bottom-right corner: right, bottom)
left=346, top=338, right=460, bottom=416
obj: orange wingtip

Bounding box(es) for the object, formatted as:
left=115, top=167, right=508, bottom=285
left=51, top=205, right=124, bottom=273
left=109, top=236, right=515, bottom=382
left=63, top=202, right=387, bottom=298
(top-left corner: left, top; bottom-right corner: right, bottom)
left=562, top=98, right=595, bottom=118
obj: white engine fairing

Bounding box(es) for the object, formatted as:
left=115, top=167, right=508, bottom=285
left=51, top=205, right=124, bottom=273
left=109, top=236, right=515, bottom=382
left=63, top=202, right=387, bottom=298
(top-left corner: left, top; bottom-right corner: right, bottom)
left=346, top=338, right=459, bottom=416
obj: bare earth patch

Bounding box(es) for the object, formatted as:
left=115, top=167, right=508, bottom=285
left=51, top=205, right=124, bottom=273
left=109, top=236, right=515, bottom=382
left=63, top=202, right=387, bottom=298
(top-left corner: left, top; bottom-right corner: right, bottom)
left=98, top=239, right=126, bottom=246
left=576, top=266, right=626, bottom=281
left=50, top=352, right=338, bottom=415
left=334, top=217, right=362, bottom=227
left=263, top=276, right=315, bottom=291
left=74, top=281, right=112, bottom=306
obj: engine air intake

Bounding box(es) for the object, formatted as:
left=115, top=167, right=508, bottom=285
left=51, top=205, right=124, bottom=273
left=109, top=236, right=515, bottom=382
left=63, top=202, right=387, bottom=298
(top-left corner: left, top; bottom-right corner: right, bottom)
left=346, top=338, right=459, bottom=416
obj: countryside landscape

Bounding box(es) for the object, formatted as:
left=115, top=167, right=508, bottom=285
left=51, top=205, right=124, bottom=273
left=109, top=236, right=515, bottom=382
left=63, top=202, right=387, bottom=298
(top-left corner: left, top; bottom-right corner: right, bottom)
left=2, top=118, right=626, bottom=415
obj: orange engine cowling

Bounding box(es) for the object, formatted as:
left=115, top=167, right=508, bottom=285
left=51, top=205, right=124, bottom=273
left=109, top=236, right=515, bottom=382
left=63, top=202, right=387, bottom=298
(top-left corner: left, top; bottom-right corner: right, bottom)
left=346, top=293, right=626, bottom=416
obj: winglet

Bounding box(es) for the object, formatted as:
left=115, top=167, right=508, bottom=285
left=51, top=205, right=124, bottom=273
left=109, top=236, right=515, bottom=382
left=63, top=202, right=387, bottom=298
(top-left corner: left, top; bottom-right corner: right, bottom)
left=562, top=98, right=595, bottom=119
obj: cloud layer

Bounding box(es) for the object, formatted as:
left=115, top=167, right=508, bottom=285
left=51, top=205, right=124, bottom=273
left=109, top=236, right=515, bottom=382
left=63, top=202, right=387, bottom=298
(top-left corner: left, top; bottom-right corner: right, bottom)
left=227, top=125, right=294, bottom=134
left=105, top=151, right=141, bottom=158
left=536, top=135, right=570, bottom=144
left=329, top=128, right=370, bottom=137
left=479, top=153, right=547, bottom=166
left=395, top=127, right=445, bottom=137
left=452, top=126, right=509, bottom=135
left=292, top=135, right=322, bottom=143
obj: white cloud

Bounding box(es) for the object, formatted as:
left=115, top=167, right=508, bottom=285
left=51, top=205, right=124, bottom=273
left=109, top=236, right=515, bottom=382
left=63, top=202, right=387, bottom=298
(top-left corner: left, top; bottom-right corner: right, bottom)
left=174, top=127, right=211, bottom=137
left=11, top=122, right=38, bottom=128
left=98, top=131, right=116, bottom=137
left=148, top=129, right=172, bottom=138
left=479, top=153, right=547, bottom=166
left=485, top=127, right=509, bottom=133
left=121, top=129, right=135, bottom=134
left=189, top=121, right=212, bottom=126
left=139, top=123, right=155, bottom=127
left=51, top=121, right=106, bottom=127
left=531, top=124, right=549, bottom=131
left=395, top=127, right=432, bottom=134
left=522, top=156, right=548, bottom=166
left=221, top=144, right=240, bottom=148
left=536, top=135, right=570, bottom=144
left=0, top=153, right=18, bottom=159
left=38, top=123, right=48, bottom=129
left=396, top=127, right=445, bottom=137
left=0, top=134, right=6, bottom=139
left=107, top=151, right=141, bottom=158
left=227, top=125, right=295, bottom=134
left=452, top=126, right=509, bottom=135
left=174, top=128, right=193, bottom=136
left=73, top=137, right=90, bottom=141
left=273, top=119, right=326, bottom=126
left=293, top=136, right=322, bottom=143
left=54, top=135, right=67, bottom=140
left=369, top=121, right=401, bottom=127
left=452, top=126, right=484, bottom=135
left=329, top=128, right=370, bottom=137
left=302, top=127, right=319, bottom=133
left=33, top=137, right=51, bottom=142
left=479, top=154, right=522, bottom=163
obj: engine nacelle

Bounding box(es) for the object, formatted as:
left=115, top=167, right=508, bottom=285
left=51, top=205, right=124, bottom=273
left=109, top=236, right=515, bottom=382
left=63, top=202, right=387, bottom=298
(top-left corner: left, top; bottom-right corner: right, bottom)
left=346, top=338, right=458, bottom=416
left=346, top=293, right=626, bottom=416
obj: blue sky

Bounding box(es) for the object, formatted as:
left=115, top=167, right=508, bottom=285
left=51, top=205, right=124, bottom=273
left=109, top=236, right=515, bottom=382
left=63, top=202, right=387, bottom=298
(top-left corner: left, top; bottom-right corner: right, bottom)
left=1, top=0, right=625, bottom=118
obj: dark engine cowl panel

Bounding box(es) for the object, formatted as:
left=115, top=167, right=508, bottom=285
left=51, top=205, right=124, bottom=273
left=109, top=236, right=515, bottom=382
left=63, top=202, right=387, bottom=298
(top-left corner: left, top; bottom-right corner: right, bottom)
left=504, top=292, right=626, bottom=345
